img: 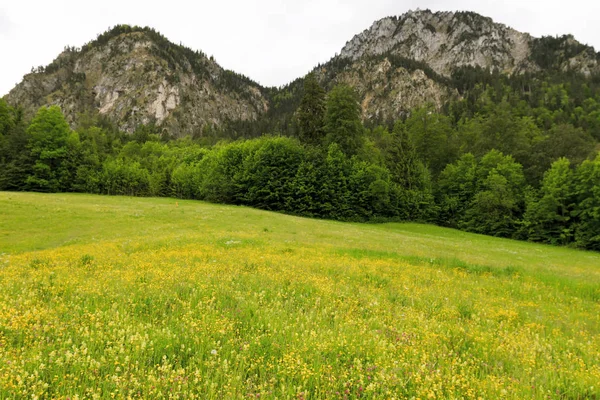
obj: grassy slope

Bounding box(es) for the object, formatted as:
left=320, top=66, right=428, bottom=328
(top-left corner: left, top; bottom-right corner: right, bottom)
left=0, top=192, right=599, bottom=398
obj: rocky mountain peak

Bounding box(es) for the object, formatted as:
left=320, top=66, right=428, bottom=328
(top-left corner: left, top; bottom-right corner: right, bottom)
left=6, top=25, right=268, bottom=135
left=339, top=9, right=598, bottom=77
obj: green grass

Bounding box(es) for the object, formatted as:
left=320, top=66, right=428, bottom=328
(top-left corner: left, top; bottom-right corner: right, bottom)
left=1, top=192, right=599, bottom=399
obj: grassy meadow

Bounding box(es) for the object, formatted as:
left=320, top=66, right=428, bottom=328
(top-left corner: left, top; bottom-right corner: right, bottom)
left=0, top=192, right=599, bottom=399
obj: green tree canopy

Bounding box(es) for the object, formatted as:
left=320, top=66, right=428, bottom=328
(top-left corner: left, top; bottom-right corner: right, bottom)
left=404, top=105, right=457, bottom=175
left=463, top=150, right=526, bottom=237
left=572, top=154, right=600, bottom=250
left=25, top=106, right=77, bottom=192
left=437, top=153, right=479, bottom=227
left=523, top=157, right=575, bottom=244
left=526, top=124, right=596, bottom=184
left=0, top=100, right=31, bottom=190
left=324, top=84, right=364, bottom=157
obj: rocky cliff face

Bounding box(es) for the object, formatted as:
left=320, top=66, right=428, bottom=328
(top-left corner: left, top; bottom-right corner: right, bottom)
left=339, top=9, right=599, bottom=77
left=313, top=56, right=455, bottom=121
left=304, top=9, right=599, bottom=121
left=6, top=27, right=268, bottom=135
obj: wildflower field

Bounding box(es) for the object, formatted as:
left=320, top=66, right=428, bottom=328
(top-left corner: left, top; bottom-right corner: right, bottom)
left=1, top=192, right=599, bottom=399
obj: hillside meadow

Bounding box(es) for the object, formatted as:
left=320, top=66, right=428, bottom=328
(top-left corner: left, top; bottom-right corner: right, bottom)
left=0, top=192, right=599, bottom=399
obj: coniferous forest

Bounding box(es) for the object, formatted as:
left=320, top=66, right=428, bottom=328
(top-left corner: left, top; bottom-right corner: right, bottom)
left=1, top=65, right=600, bottom=251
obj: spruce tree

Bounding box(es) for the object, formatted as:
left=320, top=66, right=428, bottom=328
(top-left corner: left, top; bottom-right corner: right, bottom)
left=297, top=73, right=326, bottom=145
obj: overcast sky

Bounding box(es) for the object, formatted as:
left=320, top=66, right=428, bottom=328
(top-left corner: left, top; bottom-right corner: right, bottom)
left=1, top=0, right=599, bottom=96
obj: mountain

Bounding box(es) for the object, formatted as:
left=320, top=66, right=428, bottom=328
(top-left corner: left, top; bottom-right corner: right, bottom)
left=5, top=11, right=600, bottom=135
left=340, top=9, right=600, bottom=76
left=309, top=9, right=600, bottom=122
left=343, top=11, right=522, bottom=76
left=261, top=9, right=600, bottom=130
left=4, top=25, right=268, bottom=135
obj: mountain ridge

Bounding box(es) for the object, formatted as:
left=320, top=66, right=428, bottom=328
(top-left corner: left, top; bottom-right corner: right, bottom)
left=338, top=9, right=599, bottom=77
left=5, top=10, right=600, bottom=135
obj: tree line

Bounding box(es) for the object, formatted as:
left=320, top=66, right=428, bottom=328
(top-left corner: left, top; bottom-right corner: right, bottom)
left=1, top=71, right=599, bottom=251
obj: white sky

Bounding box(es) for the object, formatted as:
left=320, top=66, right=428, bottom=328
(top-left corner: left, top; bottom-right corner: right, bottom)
left=1, top=0, right=599, bottom=96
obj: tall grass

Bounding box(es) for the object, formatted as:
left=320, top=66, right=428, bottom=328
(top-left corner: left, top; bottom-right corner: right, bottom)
left=1, top=192, right=599, bottom=398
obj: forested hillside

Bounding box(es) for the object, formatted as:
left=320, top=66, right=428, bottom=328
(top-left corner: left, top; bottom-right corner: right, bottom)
left=2, top=60, right=599, bottom=250
left=2, top=11, right=600, bottom=251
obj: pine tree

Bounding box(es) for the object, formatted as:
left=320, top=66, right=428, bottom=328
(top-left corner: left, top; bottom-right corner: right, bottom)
left=387, top=121, right=422, bottom=189
left=297, top=73, right=326, bottom=145
left=0, top=101, right=32, bottom=190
